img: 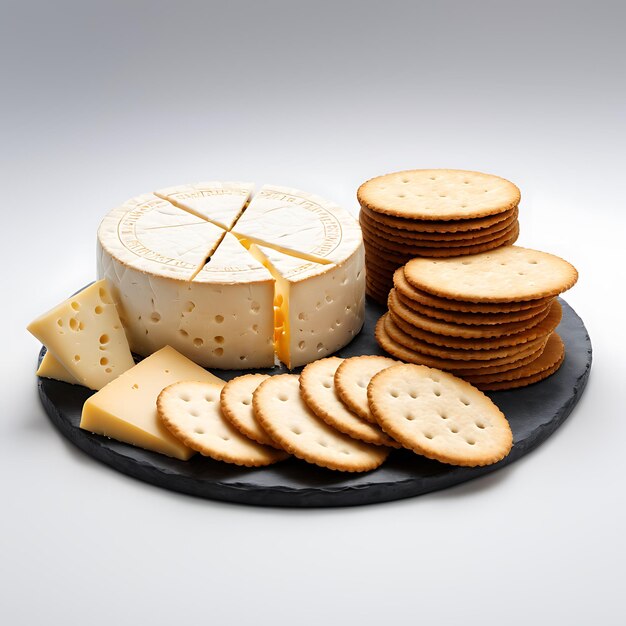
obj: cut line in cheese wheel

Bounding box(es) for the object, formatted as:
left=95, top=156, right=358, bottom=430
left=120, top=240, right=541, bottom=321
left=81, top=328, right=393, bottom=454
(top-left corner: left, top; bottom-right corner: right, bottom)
left=155, top=181, right=254, bottom=230
left=248, top=244, right=365, bottom=369
left=232, top=185, right=362, bottom=264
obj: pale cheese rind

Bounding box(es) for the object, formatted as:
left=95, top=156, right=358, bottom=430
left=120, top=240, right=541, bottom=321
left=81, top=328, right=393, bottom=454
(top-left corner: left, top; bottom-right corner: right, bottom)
left=155, top=181, right=253, bottom=230
left=27, top=280, right=135, bottom=390
left=80, top=346, right=226, bottom=460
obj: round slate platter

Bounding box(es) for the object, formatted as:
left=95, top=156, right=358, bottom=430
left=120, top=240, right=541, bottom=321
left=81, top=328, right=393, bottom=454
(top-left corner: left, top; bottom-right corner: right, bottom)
left=37, top=297, right=591, bottom=507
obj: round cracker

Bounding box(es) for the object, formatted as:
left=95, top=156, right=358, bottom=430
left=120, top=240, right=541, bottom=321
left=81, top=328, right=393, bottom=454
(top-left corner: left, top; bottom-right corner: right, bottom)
left=357, top=169, right=520, bottom=220
left=360, top=213, right=519, bottom=249
left=392, top=288, right=551, bottom=325
left=334, top=355, right=402, bottom=424
left=383, top=312, right=547, bottom=361
left=359, top=206, right=519, bottom=242
left=362, top=222, right=519, bottom=258
left=388, top=299, right=562, bottom=350
left=463, top=333, right=565, bottom=387
left=300, top=357, right=400, bottom=447
left=253, top=374, right=389, bottom=472
left=378, top=313, right=546, bottom=370
left=220, top=374, right=284, bottom=449
left=393, top=267, right=552, bottom=313
left=157, top=381, right=288, bottom=466
left=404, top=246, right=579, bottom=302
left=368, top=363, right=513, bottom=466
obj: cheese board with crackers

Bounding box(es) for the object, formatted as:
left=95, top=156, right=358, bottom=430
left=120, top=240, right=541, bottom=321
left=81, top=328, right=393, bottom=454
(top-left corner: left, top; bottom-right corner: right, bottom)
left=28, top=172, right=592, bottom=506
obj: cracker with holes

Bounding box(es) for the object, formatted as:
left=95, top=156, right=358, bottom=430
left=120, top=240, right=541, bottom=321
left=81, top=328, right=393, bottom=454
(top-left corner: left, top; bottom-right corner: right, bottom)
left=300, top=357, right=399, bottom=447
left=368, top=364, right=513, bottom=466
left=358, top=169, right=520, bottom=220
left=334, top=355, right=401, bottom=423
left=220, top=374, right=284, bottom=449
left=404, top=246, right=578, bottom=302
left=158, top=381, right=288, bottom=466
left=253, top=374, right=389, bottom=472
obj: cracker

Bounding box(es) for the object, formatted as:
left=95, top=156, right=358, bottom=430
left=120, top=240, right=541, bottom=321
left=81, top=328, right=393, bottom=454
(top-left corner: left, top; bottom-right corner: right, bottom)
left=389, top=299, right=562, bottom=350
left=360, top=214, right=519, bottom=249
left=300, top=357, right=400, bottom=447
left=377, top=314, right=546, bottom=370
left=362, top=222, right=519, bottom=258
left=360, top=203, right=518, bottom=233
left=394, top=268, right=552, bottom=313
left=357, top=169, right=520, bottom=220
left=404, top=246, right=578, bottom=302
left=157, top=381, right=288, bottom=466
left=393, top=288, right=550, bottom=325
left=463, top=333, right=565, bottom=387
left=368, top=363, right=512, bottom=466
left=253, top=374, right=389, bottom=472
left=334, top=355, right=402, bottom=423
left=383, top=312, right=547, bottom=361
left=359, top=206, right=519, bottom=242
left=220, top=374, right=284, bottom=449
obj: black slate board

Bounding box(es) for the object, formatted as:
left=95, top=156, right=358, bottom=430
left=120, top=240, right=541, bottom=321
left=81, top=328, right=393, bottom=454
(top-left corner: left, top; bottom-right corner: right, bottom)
left=37, top=297, right=591, bottom=507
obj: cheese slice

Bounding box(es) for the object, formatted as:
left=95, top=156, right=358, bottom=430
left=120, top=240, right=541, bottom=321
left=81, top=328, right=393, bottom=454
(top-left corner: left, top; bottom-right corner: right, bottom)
left=232, top=184, right=362, bottom=263
left=248, top=244, right=366, bottom=369
left=98, top=193, right=225, bottom=281
left=155, top=181, right=253, bottom=230
left=37, top=351, right=79, bottom=385
left=27, top=280, right=135, bottom=390
left=80, top=346, right=225, bottom=460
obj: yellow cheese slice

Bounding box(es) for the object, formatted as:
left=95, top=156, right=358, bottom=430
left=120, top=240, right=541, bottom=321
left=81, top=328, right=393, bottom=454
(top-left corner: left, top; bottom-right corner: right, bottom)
left=80, top=346, right=225, bottom=460
left=27, top=280, right=135, bottom=390
left=37, top=351, right=79, bottom=385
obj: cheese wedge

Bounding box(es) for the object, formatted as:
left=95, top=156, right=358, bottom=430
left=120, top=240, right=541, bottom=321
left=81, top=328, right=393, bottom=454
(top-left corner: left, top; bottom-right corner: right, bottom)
left=80, top=346, right=225, bottom=460
left=248, top=244, right=365, bottom=369
left=37, top=351, right=79, bottom=385
left=27, top=280, right=135, bottom=390
left=155, top=181, right=253, bottom=230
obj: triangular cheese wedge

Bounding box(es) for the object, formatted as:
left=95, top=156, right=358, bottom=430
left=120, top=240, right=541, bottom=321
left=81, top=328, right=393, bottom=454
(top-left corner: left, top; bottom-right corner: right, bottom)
left=80, top=346, right=226, bottom=460
left=155, top=181, right=253, bottom=230
left=232, top=184, right=361, bottom=264
left=37, top=351, right=79, bottom=385
left=27, top=280, right=135, bottom=390
left=248, top=244, right=364, bottom=369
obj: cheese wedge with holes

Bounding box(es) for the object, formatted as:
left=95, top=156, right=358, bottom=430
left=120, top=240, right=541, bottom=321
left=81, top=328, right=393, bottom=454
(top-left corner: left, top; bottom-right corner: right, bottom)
left=155, top=182, right=253, bottom=230
left=37, top=351, right=79, bottom=385
left=27, top=280, right=135, bottom=390
left=248, top=244, right=365, bottom=368
left=80, top=346, right=226, bottom=460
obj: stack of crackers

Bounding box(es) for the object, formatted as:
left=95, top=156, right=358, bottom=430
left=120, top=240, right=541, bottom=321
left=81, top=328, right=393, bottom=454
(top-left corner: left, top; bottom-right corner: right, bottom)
left=156, top=355, right=514, bottom=472
left=376, top=246, right=578, bottom=390
left=357, top=169, right=521, bottom=303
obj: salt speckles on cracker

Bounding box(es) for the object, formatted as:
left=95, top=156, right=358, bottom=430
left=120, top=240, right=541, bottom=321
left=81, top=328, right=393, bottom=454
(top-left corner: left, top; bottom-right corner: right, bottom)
left=368, top=363, right=513, bottom=466
left=158, top=381, right=288, bottom=466
left=253, top=374, right=389, bottom=472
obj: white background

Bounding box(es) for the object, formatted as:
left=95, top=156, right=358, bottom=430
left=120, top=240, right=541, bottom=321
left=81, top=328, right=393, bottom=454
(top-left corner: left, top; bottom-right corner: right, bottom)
left=2, top=1, right=624, bottom=624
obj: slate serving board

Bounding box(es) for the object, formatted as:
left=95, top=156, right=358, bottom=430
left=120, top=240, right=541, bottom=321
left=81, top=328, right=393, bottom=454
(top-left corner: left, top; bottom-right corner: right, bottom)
left=37, top=297, right=591, bottom=507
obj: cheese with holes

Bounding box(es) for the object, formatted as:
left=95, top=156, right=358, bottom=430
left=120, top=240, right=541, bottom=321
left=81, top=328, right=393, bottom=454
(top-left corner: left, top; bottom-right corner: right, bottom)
left=97, top=183, right=365, bottom=369
left=249, top=244, right=365, bottom=368
left=155, top=181, right=253, bottom=230
left=27, top=280, right=135, bottom=390
left=37, top=351, right=79, bottom=385
left=80, top=346, right=225, bottom=460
